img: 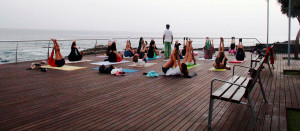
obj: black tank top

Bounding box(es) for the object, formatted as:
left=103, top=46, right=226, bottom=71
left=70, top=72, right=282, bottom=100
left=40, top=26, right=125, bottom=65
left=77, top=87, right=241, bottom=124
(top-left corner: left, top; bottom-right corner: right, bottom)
left=230, top=43, right=235, bottom=50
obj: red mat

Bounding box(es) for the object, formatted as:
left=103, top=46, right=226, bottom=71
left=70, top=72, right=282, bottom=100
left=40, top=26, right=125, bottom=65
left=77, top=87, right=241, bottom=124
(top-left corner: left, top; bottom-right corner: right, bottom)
left=229, top=59, right=247, bottom=63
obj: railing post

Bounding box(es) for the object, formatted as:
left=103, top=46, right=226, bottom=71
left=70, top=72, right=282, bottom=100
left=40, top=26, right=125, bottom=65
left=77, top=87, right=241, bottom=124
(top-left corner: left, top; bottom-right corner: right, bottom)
left=15, top=42, right=18, bottom=64
left=95, top=40, right=97, bottom=55
left=47, top=40, right=50, bottom=60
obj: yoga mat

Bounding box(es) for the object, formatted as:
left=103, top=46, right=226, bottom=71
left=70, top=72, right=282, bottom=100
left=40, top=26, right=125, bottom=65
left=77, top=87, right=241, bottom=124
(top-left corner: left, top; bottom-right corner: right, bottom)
left=162, top=58, right=183, bottom=62
left=198, top=57, right=216, bottom=61
left=41, top=65, right=86, bottom=71
left=146, top=56, right=162, bottom=60
left=158, top=72, right=197, bottom=78
left=124, top=56, right=133, bottom=59
left=187, top=64, right=201, bottom=69
left=186, top=72, right=198, bottom=78
left=128, top=63, right=157, bottom=67
left=229, top=59, right=247, bottom=63
left=65, top=60, right=92, bottom=64
left=96, top=56, right=108, bottom=58
left=209, top=65, right=231, bottom=71
left=122, top=69, right=139, bottom=73
left=92, top=68, right=139, bottom=73
left=90, top=60, right=130, bottom=66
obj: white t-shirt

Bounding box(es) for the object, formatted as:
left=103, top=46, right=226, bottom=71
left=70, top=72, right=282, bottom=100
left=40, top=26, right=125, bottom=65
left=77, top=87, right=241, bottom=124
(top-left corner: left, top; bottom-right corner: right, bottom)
left=134, top=59, right=146, bottom=66
left=164, top=29, right=173, bottom=42
left=166, top=66, right=181, bottom=76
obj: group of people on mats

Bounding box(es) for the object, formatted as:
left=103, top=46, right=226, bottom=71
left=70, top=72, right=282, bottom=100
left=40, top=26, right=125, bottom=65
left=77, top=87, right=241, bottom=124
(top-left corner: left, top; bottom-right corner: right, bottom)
left=163, top=36, right=246, bottom=75
left=48, top=35, right=246, bottom=76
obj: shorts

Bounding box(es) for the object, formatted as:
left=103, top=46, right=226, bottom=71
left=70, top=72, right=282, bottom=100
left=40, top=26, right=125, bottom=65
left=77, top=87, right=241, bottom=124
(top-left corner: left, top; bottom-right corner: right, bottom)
left=139, top=52, right=145, bottom=59
left=124, top=50, right=134, bottom=57
left=162, top=66, right=170, bottom=74
left=55, top=59, right=65, bottom=67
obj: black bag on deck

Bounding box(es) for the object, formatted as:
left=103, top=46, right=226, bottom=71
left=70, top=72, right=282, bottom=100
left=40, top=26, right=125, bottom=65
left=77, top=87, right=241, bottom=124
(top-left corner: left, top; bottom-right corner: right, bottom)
left=99, top=65, right=114, bottom=74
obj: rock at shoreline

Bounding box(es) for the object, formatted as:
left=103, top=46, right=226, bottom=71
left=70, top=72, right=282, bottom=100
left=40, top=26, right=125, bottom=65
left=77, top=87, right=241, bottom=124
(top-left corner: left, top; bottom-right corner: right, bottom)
left=82, top=45, right=108, bottom=55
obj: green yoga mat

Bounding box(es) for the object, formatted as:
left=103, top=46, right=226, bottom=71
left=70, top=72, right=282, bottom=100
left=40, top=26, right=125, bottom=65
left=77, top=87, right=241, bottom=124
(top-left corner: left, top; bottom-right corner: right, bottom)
left=209, top=68, right=226, bottom=71
left=209, top=65, right=230, bottom=71
left=187, top=64, right=201, bottom=69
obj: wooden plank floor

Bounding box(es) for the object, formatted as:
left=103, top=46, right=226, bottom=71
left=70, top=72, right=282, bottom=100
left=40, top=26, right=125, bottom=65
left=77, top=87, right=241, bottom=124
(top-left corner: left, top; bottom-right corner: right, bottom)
left=0, top=52, right=299, bottom=130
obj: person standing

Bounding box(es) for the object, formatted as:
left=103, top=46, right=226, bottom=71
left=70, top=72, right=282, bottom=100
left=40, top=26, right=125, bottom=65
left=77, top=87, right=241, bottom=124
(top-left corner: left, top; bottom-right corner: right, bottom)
left=163, top=24, right=173, bottom=59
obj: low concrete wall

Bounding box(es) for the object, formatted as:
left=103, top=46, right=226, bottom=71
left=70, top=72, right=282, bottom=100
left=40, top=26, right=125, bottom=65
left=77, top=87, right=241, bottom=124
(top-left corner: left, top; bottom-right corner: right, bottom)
left=256, top=41, right=300, bottom=53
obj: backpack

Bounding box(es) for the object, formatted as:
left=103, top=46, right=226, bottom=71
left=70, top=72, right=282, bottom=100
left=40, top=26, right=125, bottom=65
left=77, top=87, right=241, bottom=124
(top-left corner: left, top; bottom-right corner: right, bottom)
left=99, top=65, right=114, bottom=74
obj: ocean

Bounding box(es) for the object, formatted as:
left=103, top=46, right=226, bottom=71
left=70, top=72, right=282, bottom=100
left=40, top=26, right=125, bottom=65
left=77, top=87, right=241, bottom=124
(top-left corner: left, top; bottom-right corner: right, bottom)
left=0, top=28, right=269, bottom=64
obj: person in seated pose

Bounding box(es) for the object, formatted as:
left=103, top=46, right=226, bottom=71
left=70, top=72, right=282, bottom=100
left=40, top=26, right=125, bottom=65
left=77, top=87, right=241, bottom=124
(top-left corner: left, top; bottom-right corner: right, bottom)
left=137, top=37, right=148, bottom=59
left=203, top=37, right=215, bottom=59
left=108, top=41, right=123, bottom=62
left=132, top=53, right=147, bottom=66
left=106, top=40, right=112, bottom=56
left=228, top=37, right=237, bottom=55
left=162, top=43, right=189, bottom=76
left=236, top=38, right=246, bottom=61
left=68, top=40, right=83, bottom=61
left=124, top=39, right=135, bottom=57
left=147, top=39, right=158, bottom=58
left=48, top=39, right=65, bottom=67
left=182, top=38, right=196, bottom=65
left=213, top=37, right=230, bottom=70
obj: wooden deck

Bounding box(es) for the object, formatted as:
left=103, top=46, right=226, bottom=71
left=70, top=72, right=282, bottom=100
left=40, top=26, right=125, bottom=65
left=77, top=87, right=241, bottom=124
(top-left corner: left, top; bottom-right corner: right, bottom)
left=0, top=52, right=299, bottom=130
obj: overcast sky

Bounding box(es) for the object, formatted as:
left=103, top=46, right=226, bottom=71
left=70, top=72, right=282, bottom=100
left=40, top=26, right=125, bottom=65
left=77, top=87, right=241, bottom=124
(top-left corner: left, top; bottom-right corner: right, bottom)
left=0, top=0, right=299, bottom=42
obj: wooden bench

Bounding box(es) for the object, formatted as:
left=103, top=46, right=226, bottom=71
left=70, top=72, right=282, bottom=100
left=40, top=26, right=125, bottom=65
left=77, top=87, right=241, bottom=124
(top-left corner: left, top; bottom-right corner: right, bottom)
left=208, top=58, right=268, bottom=131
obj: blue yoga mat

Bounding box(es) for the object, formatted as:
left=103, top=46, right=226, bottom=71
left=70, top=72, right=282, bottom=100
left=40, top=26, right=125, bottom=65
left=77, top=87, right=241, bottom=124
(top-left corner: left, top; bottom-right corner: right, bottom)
left=92, top=68, right=139, bottom=73
left=122, top=69, right=139, bottom=73
left=146, top=56, right=162, bottom=60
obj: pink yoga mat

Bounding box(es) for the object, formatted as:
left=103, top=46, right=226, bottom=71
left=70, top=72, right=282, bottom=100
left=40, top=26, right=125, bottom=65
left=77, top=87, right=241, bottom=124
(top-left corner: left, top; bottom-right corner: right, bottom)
left=229, top=59, right=247, bottom=63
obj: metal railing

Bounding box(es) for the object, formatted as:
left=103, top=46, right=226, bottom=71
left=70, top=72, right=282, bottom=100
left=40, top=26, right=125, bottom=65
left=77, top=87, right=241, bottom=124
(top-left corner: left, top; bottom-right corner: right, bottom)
left=0, top=37, right=262, bottom=64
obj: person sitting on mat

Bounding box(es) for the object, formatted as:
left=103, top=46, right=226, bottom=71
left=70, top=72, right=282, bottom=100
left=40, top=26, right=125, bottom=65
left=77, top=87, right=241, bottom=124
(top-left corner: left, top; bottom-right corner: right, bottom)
left=162, top=43, right=188, bottom=76
left=236, top=38, right=246, bottom=61
left=213, top=37, right=230, bottom=70
left=228, top=37, right=237, bottom=55
left=124, top=39, right=135, bottom=57
left=108, top=41, right=123, bottom=62
left=147, top=39, right=158, bottom=58
left=203, top=37, right=215, bottom=59
left=182, top=38, right=196, bottom=65
left=132, top=53, right=147, bottom=66
left=181, top=37, right=187, bottom=56
left=68, top=40, right=83, bottom=61
left=137, top=37, right=148, bottom=59
left=48, top=39, right=65, bottom=67
left=106, top=40, right=112, bottom=56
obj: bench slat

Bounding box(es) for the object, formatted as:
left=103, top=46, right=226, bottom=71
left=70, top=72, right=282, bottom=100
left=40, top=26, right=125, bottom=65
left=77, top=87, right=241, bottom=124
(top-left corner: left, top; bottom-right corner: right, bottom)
left=231, top=78, right=251, bottom=102
left=220, top=77, right=246, bottom=100
left=212, top=76, right=239, bottom=98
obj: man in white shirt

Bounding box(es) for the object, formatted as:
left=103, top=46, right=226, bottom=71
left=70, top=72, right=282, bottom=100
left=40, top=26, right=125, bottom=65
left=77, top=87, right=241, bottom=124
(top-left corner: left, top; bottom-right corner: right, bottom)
left=163, top=24, right=173, bottom=59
